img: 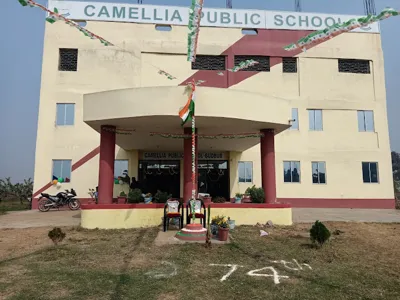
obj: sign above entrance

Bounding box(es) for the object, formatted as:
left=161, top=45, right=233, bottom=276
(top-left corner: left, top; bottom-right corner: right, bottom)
left=141, top=152, right=227, bottom=160
left=48, top=1, right=379, bottom=33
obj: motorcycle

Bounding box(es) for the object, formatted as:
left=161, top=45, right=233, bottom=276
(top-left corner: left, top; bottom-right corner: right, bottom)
left=38, top=188, right=81, bottom=212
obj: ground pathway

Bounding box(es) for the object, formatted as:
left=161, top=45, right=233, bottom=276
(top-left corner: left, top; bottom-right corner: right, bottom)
left=0, top=208, right=399, bottom=229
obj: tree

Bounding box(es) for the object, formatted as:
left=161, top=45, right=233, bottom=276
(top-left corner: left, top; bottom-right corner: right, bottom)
left=392, top=151, right=400, bottom=194
left=0, top=177, right=33, bottom=203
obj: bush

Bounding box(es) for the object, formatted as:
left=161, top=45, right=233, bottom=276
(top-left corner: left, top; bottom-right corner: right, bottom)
left=310, top=220, right=331, bottom=247
left=154, top=190, right=172, bottom=203
left=128, top=189, right=142, bottom=203
left=119, top=191, right=127, bottom=197
left=212, top=197, right=226, bottom=203
left=48, top=227, right=66, bottom=245
left=245, top=185, right=265, bottom=203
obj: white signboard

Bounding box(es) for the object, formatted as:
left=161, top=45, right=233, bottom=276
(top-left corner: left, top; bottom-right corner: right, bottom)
left=49, top=1, right=380, bottom=33
left=141, top=152, right=226, bottom=160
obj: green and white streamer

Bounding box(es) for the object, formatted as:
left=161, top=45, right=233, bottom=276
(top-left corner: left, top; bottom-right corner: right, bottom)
left=228, top=59, right=259, bottom=72
left=187, top=0, right=204, bottom=62
left=284, top=7, right=400, bottom=51
left=158, top=70, right=177, bottom=80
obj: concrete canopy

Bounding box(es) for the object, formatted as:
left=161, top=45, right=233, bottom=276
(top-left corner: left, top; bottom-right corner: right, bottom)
left=83, top=86, right=291, bottom=151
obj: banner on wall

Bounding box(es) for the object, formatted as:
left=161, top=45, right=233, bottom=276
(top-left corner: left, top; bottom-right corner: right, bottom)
left=141, top=152, right=227, bottom=160
left=49, top=1, right=380, bottom=33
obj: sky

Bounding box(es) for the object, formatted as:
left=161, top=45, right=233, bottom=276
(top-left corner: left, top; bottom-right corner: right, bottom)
left=1, top=0, right=399, bottom=183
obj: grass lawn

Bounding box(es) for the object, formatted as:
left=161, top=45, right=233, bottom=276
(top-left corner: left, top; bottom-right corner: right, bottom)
left=0, top=222, right=399, bottom=300
left=0, top=201, right=29, bottom=215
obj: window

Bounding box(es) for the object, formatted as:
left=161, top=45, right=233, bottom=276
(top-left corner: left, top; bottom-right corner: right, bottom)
left=52, top=160, right=71, bottom=182
left=312, top=162, right=326, bottom=184
left=56, top=103, right=75, bottom=126
left=308, top=109, right=323, bottom=131
left=192, top=55, right=226, bottom=70
left=238, top=162, right=252, bottom=183
left=59, top=48, right=78, bottom=71
left=338, top=59, right=370, bottom=74
left=284, top=161, right=300, bottom=183
left=241, top=29, right=258, bottom=35
left=290, top=108, right=299, bottom=130
left=362, top=162, right=379, bottom=183
left=114, top=160, right=129, bottom=179
left=234, top=55, right=270, bottom=72
left=155, top=24, right=172, bottom=31
left=283, top=57, right=297, bottom=73
left=358, top=110, right=375, bottom=132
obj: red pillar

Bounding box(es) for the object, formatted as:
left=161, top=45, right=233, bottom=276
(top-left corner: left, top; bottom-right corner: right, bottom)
left=183, top=127, right=197, bottom=202
left=260, top=129, right=276, bottom=204
left=98, top=125, right=116, bottom=204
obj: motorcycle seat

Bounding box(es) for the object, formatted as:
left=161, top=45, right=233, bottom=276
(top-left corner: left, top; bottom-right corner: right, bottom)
left=41, top=193, right=50, bottom=198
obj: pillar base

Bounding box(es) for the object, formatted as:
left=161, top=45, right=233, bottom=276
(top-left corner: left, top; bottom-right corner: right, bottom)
left=175, top=223, right=207, bottom=241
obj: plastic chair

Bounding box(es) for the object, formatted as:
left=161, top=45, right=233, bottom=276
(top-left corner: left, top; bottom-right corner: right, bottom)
left=163, top=199, right=183, bottom=232
left=186, top=199, right=206, bottom=228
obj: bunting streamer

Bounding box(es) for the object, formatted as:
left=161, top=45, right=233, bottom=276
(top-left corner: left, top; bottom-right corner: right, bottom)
left=187, top=0, right=204, bottom=62
left=284, top=7, right=400, bottom=51
left=228, top=59, right=259, bottom=72
left=18, top=0, right=114, bottom=46
left=149, top=132, right=264, bottom=139
left=158, top=70, right=177, bottom=80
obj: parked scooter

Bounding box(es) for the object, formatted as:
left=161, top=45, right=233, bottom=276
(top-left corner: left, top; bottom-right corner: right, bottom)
left=38, top=188, right=80, bottom=212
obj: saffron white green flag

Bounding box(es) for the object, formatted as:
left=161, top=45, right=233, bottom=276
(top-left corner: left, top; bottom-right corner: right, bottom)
left=179, top=85, right=196, bottom=125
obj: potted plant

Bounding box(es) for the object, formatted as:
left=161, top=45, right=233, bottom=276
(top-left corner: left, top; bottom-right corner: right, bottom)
left=127, top=189, right=142, bottom=204
left=211, top=215, right=223, bottom=237
left=217, top=216, right=230, bottom=241
left=144, top=193, right=153, bottom=204
left=245, top=185, right=265, bottom=203
left=154, top=190, right=172, bottom=203
left=234, top=193, right=242, bottom=204
left=242, top=193, right=251, bottom=203
left=117, top=191, right=127, bottom=204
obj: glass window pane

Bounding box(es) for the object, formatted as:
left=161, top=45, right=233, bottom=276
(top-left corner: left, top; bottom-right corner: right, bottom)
left=238, top=162, right=245, bottom=183
left=318, top=162, right=326, bottom=184
left=362, top=162, right=370, bottom=183
left=357, top=111, right=365, bottom=132
left=114, top=160, right=129, bottom=178
left=312, top=162, right=319, bottom=184
left=365, top=111, right=374, bottom=132
left=291, top=108, right=299, bottom=130
left=308, top=110, right=315, bottom=130
left=370, top=162, right=378, bottom=183
left=65, top=104, right=75, bottom=125
left=56, top=104, right=65, bottom=126
left=314, top=110, right=323, bottom=131
left=284, top=161, right=291, bottom=182
left=61, top=160, right=71, bottom=182
left=292, top=161, right=300, bottom=183
left=245, top=162, right=253, bottom=182
left=52, top=160, right=62, bottom=180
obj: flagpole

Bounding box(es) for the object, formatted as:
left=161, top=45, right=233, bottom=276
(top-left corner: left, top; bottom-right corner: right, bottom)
left=191, top=111, right=196, bottom=222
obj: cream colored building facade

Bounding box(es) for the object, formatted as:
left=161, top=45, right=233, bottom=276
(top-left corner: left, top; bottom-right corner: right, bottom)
left=32, top=1, right=395, bottom=209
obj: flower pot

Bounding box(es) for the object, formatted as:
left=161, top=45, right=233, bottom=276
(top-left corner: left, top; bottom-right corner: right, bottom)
left=242, top=195, right=251, bottom=203
left=218, top=227, right=229, bottom=241
left=144, top=197, right=152, bottom=204
left=228, top=220, right=235, bottom=230
left=117, top=197, right=126, bottom=204
left=234, top=197, right=241, bottom=204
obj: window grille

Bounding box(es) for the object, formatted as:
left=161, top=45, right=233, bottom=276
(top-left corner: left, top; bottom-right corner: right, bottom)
left=283, top=57, right=297, bottom=73
left=234, top=55, right=270, bottom=71
left=338, top=59, right=370, bottom=74
left=191, top=55, right=226, bottom=70
left=59, top=49, right=78, bottom=71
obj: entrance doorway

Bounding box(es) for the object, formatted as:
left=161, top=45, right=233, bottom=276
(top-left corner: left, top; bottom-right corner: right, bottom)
left=198, top=160, right=230, bottom=200
left=138, top=160, right=180, bottom=198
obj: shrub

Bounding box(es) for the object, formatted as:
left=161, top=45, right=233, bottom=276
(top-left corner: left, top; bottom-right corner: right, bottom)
left=245, top=185, right=265, bottom=203
left=212, top=197, right=226, bottom=203
left=48, top=227, right=66, bottom=245
left=119, top=191, right=127, bottom=197
left=128, top=189, right=142, bottom=203
left=154, top=190, right=172, bottom=203
left=310, top=220, right=331, bottom=247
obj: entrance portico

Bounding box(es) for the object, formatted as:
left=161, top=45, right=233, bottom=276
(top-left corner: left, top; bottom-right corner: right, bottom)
left=84, top=86, right=292, bottom=204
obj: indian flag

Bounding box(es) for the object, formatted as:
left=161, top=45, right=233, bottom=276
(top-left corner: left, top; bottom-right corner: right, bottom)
left=179, top=84, right=195, bottom=125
